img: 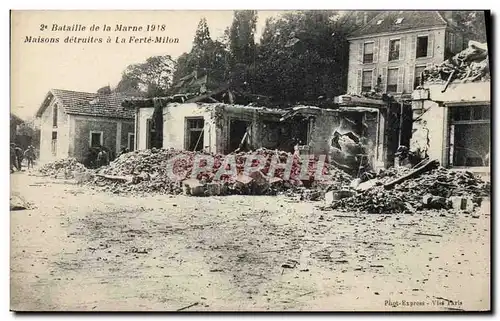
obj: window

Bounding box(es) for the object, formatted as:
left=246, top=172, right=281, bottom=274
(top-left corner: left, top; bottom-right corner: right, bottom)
left=51, top=131, right=57, bottom=156
left=414, top=66, right=426, bottom=89
left=387, top=68, right=398, bottom=93
left=185, top=117, right=204, bottom=151
left=416, top=36, right=429, bottom=58
left=449, top=105, right=490, bottom=167
left=361, top=70, right=373, bottom=92
left=389, top=39, right=401, bottom=61
left=395, top=18, right=404, bottom=24
left=90, top=131, right=103, bottom=148
left=363, top=42, right=374, bottom=63
left=52, top=104, right=58, bottom=128
left=128, top=133, right=135, bottom=151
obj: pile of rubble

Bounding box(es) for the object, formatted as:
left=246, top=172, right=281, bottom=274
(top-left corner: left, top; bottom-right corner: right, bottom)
left=328, top=162, right=490, bottom=213
left=92, top=148, right=352, bottom=196
left=38, top=158, right=89, bottom=179
left=422, top=40, right=489, bottom=85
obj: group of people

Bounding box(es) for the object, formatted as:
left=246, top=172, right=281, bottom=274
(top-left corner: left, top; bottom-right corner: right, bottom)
left=84, top=145, right=129, bottom=169
left=10, top=143, right=36, bottom=172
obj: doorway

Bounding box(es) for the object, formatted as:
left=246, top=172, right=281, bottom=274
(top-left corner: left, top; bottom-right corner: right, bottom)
left=229, top=119, right=250, bottom=152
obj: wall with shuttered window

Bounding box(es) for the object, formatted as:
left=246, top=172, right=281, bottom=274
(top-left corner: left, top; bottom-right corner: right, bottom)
left=347, top=28, right=448, bottom=95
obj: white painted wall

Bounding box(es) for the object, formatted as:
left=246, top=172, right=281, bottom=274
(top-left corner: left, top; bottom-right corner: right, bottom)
left=39, top=95, right=70, bottom=163
left=162, top=103, right=216, bottom=152
left=136, top=107, right=155, bottom=150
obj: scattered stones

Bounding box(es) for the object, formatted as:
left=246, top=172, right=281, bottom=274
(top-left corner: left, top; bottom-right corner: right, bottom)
left=330, top=167, right=489, bottom=213
left=38, top=158, right=89, bottom=179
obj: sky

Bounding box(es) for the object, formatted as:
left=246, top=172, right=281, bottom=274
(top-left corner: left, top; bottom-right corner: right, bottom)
left=11, top=10, right=283, bottom=119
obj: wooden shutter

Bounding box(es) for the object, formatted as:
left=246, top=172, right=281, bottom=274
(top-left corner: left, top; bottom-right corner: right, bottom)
left=399, top=36, right=406, bottom=60
left=358, top=42, right=364, bottom=63
left=397, top=67, right=404, bottom=93
left=427, top=33, right=434, bottom=58
left=381, top=38, right=388, bottom=62
left=410, top=35, right=417, bottom=60
left=373, top=39, right=379, bottom=63
left=356, top=69, right=362, bottom=93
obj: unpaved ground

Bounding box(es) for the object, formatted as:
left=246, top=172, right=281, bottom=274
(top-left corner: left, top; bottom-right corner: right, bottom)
left=10, top=171, right=490, bottom=311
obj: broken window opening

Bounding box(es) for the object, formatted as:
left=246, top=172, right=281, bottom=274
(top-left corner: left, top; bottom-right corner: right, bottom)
left=449, top=105, right=490, bottom=167
left=229, top=119, right=250, bottom=152
left=414, top=65, right=426, bottom=89
left=52, top=104, right=58, bottom=128
left=186, top=117, right=205, bottom=152
left=416, top=36, right=429, bottom=58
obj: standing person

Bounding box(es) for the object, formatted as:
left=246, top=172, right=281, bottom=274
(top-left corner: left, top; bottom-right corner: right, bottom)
left=96, top=148, right=104, bottom=168
left=14, top=144, right=24, bottom=171
left=103, top=148, right=110, bottom=166
left=24, top=145, right=36, bottom=170
left=10, top=143, right=17, bottom=173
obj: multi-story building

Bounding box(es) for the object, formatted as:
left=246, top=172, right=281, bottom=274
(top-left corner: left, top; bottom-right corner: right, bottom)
left=346, top=11, right=467, bottom=98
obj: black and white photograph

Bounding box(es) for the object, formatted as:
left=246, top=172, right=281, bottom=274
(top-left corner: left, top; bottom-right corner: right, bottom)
left=9, top=9, right=491, bottom=312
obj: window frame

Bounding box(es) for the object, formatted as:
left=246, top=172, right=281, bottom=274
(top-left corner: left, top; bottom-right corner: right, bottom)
left=89, top=130, right=104, bottom=148
left=184, top=117, right=205, bottom=151
left=362, top=41, right=375, bottom=64
left=386, top=67, right=399, bottom=93
left=416, top=35, right=429, bottom=59
left=52, top=104, right=58, bottom=128
left=447, top=104, right=491, bottom=170
left=361, top=69, right=374, bottom=93
left=127, top=132, right=135, bottom=151
left=388, top=38, right=401, bottom=62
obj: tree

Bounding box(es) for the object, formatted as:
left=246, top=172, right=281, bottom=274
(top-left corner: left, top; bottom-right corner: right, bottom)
left=229, top=10, right=257, bottom=66
left=253, top=10, right=357, bottom=106
left=193, top=17, right=211, bottom=48
left=171, top=18, right=231, bottom=93
left=114, top=55, right=175, bottom=97
left=452, top=11, right=488, bottom=43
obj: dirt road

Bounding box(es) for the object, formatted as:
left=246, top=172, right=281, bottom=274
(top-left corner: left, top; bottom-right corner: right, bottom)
left=10, top=172, right=490, bottom=311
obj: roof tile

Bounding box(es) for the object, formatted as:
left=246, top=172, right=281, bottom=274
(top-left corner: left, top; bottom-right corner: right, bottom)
left=50, top=89, right=135, bottom=119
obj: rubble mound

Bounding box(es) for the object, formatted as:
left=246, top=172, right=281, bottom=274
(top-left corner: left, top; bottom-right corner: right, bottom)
left=330, top=166, right=490, bottom=213
left=92, top=148, right=352, bottom=196
left=38, top=158, right=89, bottom=179
left=422, top=40, right=489, bottom=85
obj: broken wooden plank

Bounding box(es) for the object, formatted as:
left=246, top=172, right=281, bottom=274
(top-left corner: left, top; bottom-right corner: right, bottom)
left=94, top=173, right=129, bottom=182
left=415, top=232, right=443, bottom=237
left=384, top=159, right=439, bottom=189
left=333, top=215, right=359, bottom=218
left=177, top=302, right=199, bottom=311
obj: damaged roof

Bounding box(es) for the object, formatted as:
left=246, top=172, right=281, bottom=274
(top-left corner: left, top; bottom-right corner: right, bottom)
left=348, top=11, right=448, bottom=39
left=36, top=89, right=135, bottom=119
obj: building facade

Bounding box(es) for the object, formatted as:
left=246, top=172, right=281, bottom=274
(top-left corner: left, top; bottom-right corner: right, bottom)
left=36, top=89, right=135, bottom=164
left=347, top=11, right=467, bottom=98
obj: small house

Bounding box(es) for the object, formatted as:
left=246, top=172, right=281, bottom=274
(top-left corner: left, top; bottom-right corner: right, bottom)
left=35, top=89, right=135, bottom=164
